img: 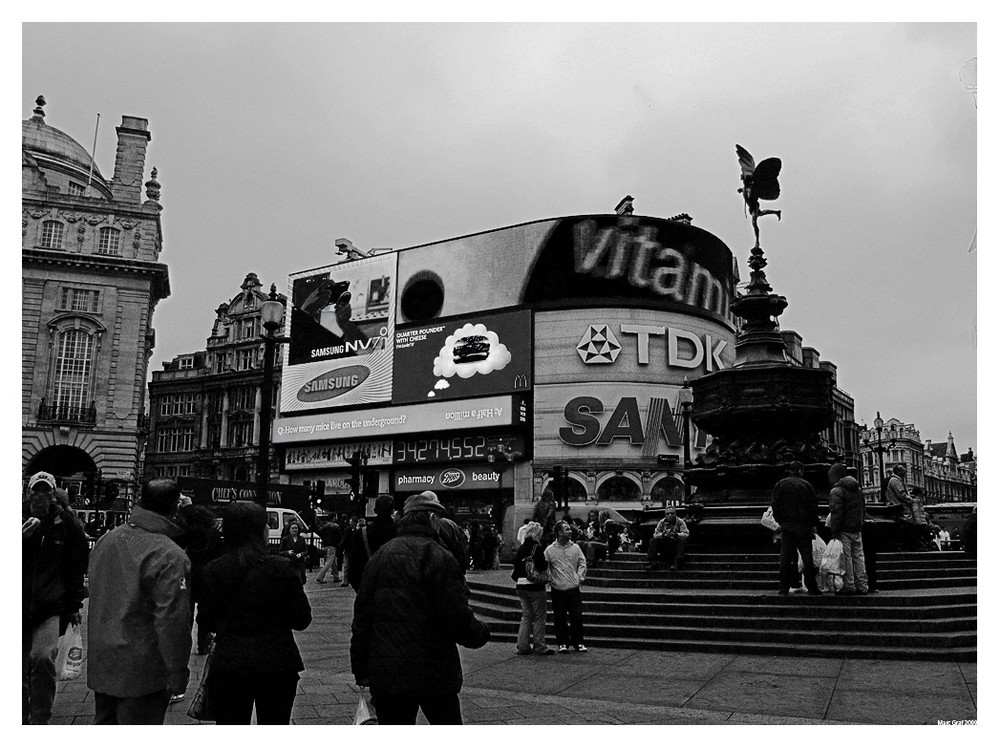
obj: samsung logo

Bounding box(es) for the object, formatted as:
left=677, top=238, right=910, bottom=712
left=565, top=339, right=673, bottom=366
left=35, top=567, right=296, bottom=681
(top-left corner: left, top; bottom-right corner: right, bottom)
left=297, top=366, right=370, bottom=402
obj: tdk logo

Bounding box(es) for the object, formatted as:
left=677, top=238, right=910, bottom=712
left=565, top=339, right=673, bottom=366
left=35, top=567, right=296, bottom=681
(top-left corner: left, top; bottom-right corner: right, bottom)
left=577, top=325, right=621, bottom=364
left=577, top=323, right=729, bottom=373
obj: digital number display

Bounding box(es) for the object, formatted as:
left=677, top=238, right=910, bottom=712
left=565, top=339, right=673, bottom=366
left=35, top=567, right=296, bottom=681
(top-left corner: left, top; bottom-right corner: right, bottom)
left=393, top=433, right=524, bottom=464
left=395, top=436, right=487, bottom=464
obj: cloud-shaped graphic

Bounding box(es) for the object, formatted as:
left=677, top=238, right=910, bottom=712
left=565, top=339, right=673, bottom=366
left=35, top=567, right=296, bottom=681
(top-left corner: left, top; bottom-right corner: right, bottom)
left=434, top=380, right=451, bottom=390
left=433, top=323, right=512, bottom=380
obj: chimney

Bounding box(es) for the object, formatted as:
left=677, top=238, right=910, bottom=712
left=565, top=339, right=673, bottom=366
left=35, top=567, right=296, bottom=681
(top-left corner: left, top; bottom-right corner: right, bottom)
left=111, top=115, right=151, bottom=204
left=780, top=330, right=803, bottom=365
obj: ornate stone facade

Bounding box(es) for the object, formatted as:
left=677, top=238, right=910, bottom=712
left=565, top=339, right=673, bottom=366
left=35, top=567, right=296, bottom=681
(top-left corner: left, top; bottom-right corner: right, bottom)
left=143, top=274, right=286, bottom=485
left=22, top=97, right=169, bottom=505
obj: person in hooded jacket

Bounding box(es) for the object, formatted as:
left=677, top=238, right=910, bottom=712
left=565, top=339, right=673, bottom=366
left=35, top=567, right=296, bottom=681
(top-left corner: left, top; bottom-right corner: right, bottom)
left=202, top=501, right=312, bottom=724
left=87, top=479, right=192, bottom=724
left=828, top=462, right=868, bottom=596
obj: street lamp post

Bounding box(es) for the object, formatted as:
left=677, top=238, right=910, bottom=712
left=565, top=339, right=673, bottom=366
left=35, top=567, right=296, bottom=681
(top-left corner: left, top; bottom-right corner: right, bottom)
left=256, top=285, right=284, bottom=507
left=862, top=410, right=895, bottom=502
left=676, top=379, right=695, bottom=505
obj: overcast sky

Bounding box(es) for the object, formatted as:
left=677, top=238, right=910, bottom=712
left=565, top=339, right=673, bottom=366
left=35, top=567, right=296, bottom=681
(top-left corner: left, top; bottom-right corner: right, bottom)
left=20, top=22, right=977, bottom=453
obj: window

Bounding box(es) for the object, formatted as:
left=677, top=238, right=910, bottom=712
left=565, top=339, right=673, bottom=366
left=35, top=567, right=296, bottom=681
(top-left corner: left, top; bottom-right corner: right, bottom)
left=230, top=385, right=257, bottom=412
left=239, top=318, right=259, bottom=340
left=54, top=329, right=94, bottom=410
left=227, top=419, right=253, bottom=448
left=178, top=356, right=194, bottom=370
left=59, top=287, right=100, bottom=313
left=158, top=393, right=197, bottom=416
left=236, top=347, right=257, bottom=371
left=41, top=221, right=64, bottom=249
left=98, top=227, right=121, bottom=255
left=156, top=426, right=195, bottom=453
left=68, top=182, right=86, bottom=197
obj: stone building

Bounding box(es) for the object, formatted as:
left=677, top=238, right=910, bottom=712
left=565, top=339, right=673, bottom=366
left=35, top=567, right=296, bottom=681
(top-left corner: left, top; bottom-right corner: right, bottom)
left=22, top=96, right=169, bottom=505
left=779, top=330, right=860, bottom=472
left=859, top=417, right=976, bottom=503
left=144, top=273, right=286, bottom=485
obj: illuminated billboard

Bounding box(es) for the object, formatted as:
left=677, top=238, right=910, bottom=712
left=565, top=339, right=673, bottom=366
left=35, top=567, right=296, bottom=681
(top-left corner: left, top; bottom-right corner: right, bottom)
left=392, top=310, right=532, bottom=404
left=395, top=214, right=736, bottom=326
left=280, top=253, right=397, bottom=413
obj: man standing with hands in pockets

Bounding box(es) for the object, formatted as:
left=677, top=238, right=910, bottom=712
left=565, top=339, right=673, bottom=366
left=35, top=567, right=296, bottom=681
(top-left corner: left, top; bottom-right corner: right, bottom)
left=545, top=520, right=588, bottom=653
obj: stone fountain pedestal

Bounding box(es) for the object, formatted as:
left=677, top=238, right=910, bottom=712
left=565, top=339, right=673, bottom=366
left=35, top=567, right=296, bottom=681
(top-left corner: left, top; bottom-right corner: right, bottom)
left=685, top=245, right=838, bottom=548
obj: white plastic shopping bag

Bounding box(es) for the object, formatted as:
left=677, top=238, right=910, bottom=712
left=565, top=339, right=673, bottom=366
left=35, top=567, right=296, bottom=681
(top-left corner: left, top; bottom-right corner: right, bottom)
left=820, top=539, right=844, bottom=575
left=760, top=507, right=780, bottom=532
left=56, top=623, right=84, bottom=681
left=354, top=687, right=377, bottom=725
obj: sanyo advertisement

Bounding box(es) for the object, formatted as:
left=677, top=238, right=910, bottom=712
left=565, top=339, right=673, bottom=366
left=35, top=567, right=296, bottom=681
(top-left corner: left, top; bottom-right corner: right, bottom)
left=280, top=253, right=397, bottom=414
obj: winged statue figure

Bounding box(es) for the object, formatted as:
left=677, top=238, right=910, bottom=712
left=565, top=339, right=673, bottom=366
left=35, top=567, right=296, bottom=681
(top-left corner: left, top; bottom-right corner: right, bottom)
left=736, top=144, right=782, bottom=249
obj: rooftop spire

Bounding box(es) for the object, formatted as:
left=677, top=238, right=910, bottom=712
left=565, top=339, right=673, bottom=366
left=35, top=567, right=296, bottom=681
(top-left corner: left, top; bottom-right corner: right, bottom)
left=31, top=95, right=46, bottom=122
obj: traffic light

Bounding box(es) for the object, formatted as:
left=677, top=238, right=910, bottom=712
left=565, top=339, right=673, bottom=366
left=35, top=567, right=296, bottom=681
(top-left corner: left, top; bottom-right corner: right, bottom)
left=551, top=465, right=564, bottom=506
left=313, top=479, right=326, bottom=507
left=104, top=481, right=119, bottom=505
left=345, top=451, right=363, bottom=496
left=363, top=470, right=379, bottom=500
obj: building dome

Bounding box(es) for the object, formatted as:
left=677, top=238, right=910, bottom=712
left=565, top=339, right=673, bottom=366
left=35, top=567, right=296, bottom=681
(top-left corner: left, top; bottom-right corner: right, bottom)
left=22, top=96, right=109, bottom=195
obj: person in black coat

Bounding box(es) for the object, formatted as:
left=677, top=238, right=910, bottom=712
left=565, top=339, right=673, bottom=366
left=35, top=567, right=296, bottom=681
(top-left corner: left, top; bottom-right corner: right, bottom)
left=771, top=461, right=822, bottom=596
left=346, top=495, right=397, bottom=591
left=511, top=521, right=554, bottom=655
left=202, top=502, right=312, bottom=724
left=350, top=491, right=490, bottom=725
left=278, top=522, right=308, bottom=584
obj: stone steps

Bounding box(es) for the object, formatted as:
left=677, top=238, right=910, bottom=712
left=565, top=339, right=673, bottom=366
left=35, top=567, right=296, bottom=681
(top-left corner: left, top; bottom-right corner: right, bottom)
left=468, top=551, right=976, bottom=661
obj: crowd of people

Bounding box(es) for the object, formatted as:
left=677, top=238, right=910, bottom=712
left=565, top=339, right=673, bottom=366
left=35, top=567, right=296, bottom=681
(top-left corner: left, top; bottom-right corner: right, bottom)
left=23, top=476, right=494, bottom=725
left=24, top=462, right=963, bottom=726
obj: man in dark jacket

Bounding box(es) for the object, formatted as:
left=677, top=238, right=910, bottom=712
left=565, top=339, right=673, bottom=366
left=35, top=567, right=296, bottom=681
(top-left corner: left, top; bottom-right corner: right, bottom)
left=22, top=471, right=89, bottom=725
left=828, top=462, right=868, bottom=595
left=88, top=479, right=192, bottom=724
left=346, top=495, right=397, bottom=590
left=771, top=461, right=822, bottom=596
left=351, top=491, right=490, bottom=724
left=315, top=516, right=343, bottom=584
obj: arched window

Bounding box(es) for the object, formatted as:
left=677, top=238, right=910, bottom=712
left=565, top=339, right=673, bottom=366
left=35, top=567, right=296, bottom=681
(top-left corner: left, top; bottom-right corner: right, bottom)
left=54, top=329, right=94, bottom=411
left=98, top=227, right=121, bottom=255
left=41, top=220, right=64, bottom=249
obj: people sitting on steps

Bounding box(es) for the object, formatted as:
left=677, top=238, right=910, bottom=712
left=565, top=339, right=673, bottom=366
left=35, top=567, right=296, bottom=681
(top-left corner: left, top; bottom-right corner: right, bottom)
left=645, top=508, right=690, bottom=571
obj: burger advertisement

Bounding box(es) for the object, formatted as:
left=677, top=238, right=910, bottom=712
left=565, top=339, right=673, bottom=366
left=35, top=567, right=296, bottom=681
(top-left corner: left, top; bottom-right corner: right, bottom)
left=392, top=309, right=532, bottom=405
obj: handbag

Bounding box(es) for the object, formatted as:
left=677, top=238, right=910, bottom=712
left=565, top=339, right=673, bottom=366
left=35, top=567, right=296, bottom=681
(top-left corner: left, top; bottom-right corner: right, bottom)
left=354, top=687, right=377, bottom=725
left=56, top=623, right=84, bottom=681
left=186, top=643, right=216, bottom=721
left=523, top=545, right=549, bottom=585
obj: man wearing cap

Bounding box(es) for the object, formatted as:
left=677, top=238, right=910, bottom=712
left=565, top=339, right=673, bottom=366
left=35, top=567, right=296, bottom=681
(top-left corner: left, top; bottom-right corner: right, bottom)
left=22, top=472, right=89, bottom=724
left=351, top=490, right=490, bottom=724
left=87, top=478, right=192, bottom=724
left=771, top=461, right=822, bottom=596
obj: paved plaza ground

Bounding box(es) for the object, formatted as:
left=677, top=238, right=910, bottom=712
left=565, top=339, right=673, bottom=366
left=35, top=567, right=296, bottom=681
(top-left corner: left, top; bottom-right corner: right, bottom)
left=49, top=569, right=977, bottom=725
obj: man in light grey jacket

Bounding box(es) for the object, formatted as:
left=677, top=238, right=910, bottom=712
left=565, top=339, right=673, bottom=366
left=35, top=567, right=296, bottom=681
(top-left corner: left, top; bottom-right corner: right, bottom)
left=87, top=479, right=192, bottom=724
left=544, top=521, right=588, bottom=653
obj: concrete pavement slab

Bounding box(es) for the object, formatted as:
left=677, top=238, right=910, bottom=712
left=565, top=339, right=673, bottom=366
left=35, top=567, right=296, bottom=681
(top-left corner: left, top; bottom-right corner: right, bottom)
left=682, top=669, right=838, bottom=720
left=724, top=654, right=844, bottom=678
left=826, top=689, right=977, bottom=724
left=567, top=671, right=706, bottom=707
left=606, top=650, right=735, bottom=679
left=836, top=659, right=968, bottom=692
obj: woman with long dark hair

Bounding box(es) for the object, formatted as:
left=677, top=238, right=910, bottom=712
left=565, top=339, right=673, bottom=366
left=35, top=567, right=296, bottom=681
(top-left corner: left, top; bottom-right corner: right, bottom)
left=202, top=502, right=312, bottom=724
left=278, top=521, right=308, bottom=584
